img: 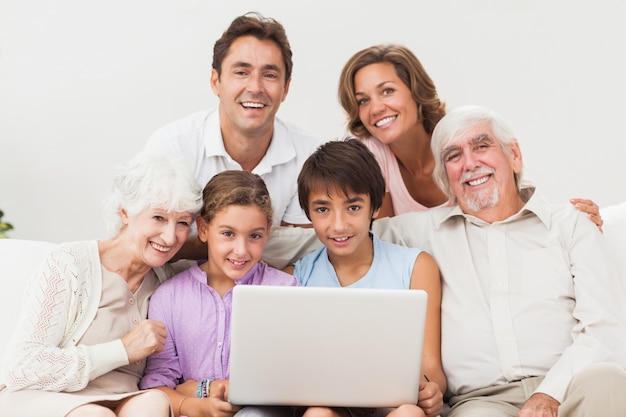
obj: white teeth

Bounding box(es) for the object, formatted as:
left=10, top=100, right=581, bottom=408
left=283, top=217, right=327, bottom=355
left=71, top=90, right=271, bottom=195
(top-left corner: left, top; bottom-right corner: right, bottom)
left=151, top=242, right=171, bottom=252
left=468, top=176, right=489, bottom=186
left=333, top=237, right=349, bottom=242
left=375, top=116, right=396, bottom=127
left=230, top=259, right=247, bottom=266
left=242, top=102, right=264, bottom=108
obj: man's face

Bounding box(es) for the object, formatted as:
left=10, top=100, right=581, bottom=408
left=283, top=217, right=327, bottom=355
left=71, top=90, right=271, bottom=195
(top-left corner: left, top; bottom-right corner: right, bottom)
left=441, top=121, right=522, bottom=218
left=211, top=35, right=290, bottom=140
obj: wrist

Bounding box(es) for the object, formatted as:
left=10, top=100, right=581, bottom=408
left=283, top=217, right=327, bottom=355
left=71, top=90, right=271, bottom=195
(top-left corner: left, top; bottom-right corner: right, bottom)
left=196, top=378, right=212, bottom=398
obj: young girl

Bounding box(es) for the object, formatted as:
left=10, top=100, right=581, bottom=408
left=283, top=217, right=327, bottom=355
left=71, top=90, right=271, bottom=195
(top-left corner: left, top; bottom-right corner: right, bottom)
left=140, top=170, right=298, bottom=417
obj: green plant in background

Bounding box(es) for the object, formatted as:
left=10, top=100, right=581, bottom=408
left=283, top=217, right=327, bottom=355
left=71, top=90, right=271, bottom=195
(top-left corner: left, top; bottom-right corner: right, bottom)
left=0, top=210, right=14, bottom=238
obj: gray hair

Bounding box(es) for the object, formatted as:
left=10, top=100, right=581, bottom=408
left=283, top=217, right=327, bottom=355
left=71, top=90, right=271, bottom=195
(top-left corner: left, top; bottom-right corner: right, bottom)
left=431, top=105, right=524, bottom=199
left=103, top=152, right=203, bottom=235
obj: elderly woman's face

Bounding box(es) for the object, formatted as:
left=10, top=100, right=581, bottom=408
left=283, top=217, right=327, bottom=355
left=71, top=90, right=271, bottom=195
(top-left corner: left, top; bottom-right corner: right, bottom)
left=122, top=207, right=194, bottom=267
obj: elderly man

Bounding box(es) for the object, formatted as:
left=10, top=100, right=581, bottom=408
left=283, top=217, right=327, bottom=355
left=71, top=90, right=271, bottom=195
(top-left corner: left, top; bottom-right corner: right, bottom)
left=264, top=105, right=626, bottom=416
left=373, top=105, right=626, bottom=416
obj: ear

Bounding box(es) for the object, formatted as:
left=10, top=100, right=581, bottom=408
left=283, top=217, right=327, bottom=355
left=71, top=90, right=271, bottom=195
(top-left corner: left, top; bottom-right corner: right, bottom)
left=508, top=139, right=523, bottom=173
left=119, top=208, right=130, bottom=225
left=281, top=77, right=291, bottom=102
left=372, top=206, right=381, bottom=220
left=196, top=216, right=209, bottom=243
left=210, top=68, right=220, bottom=96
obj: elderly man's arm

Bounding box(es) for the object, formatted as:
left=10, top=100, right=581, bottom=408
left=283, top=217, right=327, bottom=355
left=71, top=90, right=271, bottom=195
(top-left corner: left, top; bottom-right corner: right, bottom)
left=531, top=212, right=626, bottom=404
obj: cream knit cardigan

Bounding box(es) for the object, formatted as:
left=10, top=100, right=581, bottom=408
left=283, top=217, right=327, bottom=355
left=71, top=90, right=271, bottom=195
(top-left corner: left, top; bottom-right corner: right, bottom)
left=1, top=240, right=129, bottom=392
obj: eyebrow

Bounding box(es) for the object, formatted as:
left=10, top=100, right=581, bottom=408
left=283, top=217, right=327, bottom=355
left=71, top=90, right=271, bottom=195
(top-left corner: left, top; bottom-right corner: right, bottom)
left=217, top=224, right=267, bottom=233
left=310, top=195, right=365, bottom=206
left=355, top=80, right=395, bottom=96
left=442, top=133, right=493, bottom=161
left=231, top=61, right=283, bottom=74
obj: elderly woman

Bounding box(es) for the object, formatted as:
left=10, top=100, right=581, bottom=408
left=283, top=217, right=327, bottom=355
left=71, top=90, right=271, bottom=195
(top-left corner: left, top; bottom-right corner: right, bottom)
left=0, top=152, right=202, bottom=417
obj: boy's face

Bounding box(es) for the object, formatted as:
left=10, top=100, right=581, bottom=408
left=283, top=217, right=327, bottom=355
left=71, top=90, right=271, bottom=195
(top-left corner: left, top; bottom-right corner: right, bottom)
left=307, top=186, right=380, bottom=262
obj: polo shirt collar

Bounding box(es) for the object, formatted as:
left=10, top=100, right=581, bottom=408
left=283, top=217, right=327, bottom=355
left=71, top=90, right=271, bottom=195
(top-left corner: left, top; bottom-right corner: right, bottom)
left=202, top=111, right=297, bottom=175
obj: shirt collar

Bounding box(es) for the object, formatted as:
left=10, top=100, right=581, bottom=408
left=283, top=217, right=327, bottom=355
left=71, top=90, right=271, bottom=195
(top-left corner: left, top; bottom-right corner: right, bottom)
left=435, top=186, right=552, bottom=228
left=203, top=110, right=297, bottom=174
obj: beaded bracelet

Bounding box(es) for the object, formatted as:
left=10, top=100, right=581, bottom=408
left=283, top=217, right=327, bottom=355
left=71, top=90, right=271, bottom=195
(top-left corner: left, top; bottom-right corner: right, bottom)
left=196, top=378, right=212, bottom=398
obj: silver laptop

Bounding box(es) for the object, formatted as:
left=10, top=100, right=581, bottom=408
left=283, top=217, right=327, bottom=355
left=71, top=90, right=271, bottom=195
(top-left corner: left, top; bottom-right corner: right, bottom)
left=228, top=285, right=428, bottom=407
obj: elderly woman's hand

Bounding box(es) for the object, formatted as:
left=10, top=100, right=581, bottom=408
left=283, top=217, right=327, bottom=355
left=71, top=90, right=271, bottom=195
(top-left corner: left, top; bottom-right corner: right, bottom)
left=121, top=319, right=167, bottom=363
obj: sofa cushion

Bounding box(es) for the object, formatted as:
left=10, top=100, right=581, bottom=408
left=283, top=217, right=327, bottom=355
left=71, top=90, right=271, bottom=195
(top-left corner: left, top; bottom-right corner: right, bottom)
left=0, top=239, right=55, bottom=359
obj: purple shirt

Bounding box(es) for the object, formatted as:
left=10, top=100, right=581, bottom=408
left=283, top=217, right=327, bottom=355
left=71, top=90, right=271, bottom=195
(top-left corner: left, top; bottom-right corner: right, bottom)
left=140, top=262, right=298, bottom=389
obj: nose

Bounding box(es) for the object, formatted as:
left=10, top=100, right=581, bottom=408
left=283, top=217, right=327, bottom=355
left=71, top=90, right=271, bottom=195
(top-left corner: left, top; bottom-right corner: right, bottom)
left=331, top=211, right=347, bottom=232
left=233, top=236, right=248, bottom=256
left=246, top=73, right=263, bottom=93
left=369, top=95, right=385, bottom=116
left=160, top=222, right=177, bottom=246
left=462, top=149, right=480, bottom=171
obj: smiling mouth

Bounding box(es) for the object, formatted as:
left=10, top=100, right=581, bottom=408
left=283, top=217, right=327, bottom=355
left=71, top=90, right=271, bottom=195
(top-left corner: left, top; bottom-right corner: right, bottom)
left=466, top=175, right=490, bottom=187
left=229, top=259, right=248, bottom=266
left=331, top=236, right=351, bottom=243
left=241, top=101, right=265, bottom=109
left=375, top=115, right=396, bottom=127
left=150, top=242, right=171, bottom=253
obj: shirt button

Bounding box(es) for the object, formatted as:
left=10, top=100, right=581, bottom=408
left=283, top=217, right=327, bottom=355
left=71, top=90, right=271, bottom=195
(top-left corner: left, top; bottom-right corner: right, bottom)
left=129, top=298, right=135, bottom=305
left=132, top=317, right=139, bottom=324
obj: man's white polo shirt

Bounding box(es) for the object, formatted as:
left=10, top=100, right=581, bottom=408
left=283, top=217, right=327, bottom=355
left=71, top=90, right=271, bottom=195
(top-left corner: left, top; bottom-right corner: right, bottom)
left=144, top=107, right=323, bottom=226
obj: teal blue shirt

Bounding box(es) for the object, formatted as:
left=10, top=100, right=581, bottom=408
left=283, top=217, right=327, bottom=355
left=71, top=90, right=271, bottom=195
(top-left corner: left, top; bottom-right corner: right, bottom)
left=294, top=234, right=423, bottom=288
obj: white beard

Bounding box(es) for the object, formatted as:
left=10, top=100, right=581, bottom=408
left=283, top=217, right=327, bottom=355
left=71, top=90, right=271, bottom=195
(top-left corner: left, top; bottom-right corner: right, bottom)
left=464, top=185, right=499, bottom=212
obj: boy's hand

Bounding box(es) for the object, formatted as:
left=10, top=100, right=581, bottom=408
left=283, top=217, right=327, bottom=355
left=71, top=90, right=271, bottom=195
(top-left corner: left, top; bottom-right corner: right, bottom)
left=417, top=379, right=443, bottom=417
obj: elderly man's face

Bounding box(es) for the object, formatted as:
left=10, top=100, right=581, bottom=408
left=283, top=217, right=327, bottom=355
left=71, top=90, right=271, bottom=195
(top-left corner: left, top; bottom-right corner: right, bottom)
left=442, top=122, right=522, bottom=218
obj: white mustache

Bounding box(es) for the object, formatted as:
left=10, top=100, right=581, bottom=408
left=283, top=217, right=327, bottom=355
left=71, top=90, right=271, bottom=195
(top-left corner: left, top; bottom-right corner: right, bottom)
left=459, top=167, right=495, bottom=184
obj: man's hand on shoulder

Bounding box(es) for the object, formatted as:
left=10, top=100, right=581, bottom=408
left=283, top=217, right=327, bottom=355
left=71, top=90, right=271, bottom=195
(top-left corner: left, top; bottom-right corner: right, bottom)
left=518, top=392, right=559, bottom=417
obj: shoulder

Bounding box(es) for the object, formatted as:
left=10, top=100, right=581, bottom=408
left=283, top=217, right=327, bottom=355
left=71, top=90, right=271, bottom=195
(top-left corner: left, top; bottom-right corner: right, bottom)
left=156, top=264, right=202, bottom=291
left=375, top=236, right=421, bottom=256
left=255, top=262, right=299, bottom=286
left=274, top=117, right=324, bottom=149
left=527, top=191, right=591, bottom=237
left=47, top=240, right=99, bottom=267
left=359, top=136, right=391, bottom=157
left=295, top=246, right=327, bottom=267
left=149, top=108, right=215, bottom=140
left=373, top=209, right=443, bottom=247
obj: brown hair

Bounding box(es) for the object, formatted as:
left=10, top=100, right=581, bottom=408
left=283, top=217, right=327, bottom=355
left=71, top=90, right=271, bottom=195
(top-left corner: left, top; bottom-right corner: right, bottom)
left=212, top=12, right=293, bottom=85
left=338, top=44, right=446, bottom=138
left=200, top=170, right=272, bottom=225
left=297, top=138, right=385, bottom=220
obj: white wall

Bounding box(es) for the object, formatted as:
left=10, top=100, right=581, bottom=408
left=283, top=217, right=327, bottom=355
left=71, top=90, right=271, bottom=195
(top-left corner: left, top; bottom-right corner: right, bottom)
left=2, top=0, right=625, bottom=242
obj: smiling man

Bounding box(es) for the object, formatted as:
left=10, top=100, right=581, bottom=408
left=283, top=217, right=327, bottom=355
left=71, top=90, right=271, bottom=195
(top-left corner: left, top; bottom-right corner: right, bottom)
left=371, top=105, right=626, bottom=417
left=144, top=13, right=322, bottom=259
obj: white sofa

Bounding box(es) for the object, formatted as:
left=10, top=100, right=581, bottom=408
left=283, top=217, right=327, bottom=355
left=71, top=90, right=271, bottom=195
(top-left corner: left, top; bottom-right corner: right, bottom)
left=1, top=203, right=625, bottom=360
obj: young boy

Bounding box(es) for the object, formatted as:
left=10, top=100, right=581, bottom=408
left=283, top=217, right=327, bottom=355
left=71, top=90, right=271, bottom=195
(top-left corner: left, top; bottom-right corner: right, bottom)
left=288, top=138, right=445, bottom=417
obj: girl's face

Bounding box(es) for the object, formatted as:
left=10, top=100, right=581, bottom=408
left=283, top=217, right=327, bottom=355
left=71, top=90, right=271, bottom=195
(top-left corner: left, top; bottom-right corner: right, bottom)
left=197, top=204, right=270, bottom=283
left=353, top=62, right=422, bottom=145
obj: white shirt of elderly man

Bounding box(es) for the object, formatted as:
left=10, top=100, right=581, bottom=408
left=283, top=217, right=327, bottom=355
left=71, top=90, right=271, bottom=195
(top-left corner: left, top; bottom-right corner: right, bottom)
left=372, top=105, right=626, bottom=417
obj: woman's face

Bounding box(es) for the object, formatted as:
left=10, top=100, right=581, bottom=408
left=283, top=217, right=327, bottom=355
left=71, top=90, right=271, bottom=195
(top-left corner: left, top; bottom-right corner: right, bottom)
left=121, top=207, right=194, bottom=268
left=353, top=62, right=422, bottom=145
